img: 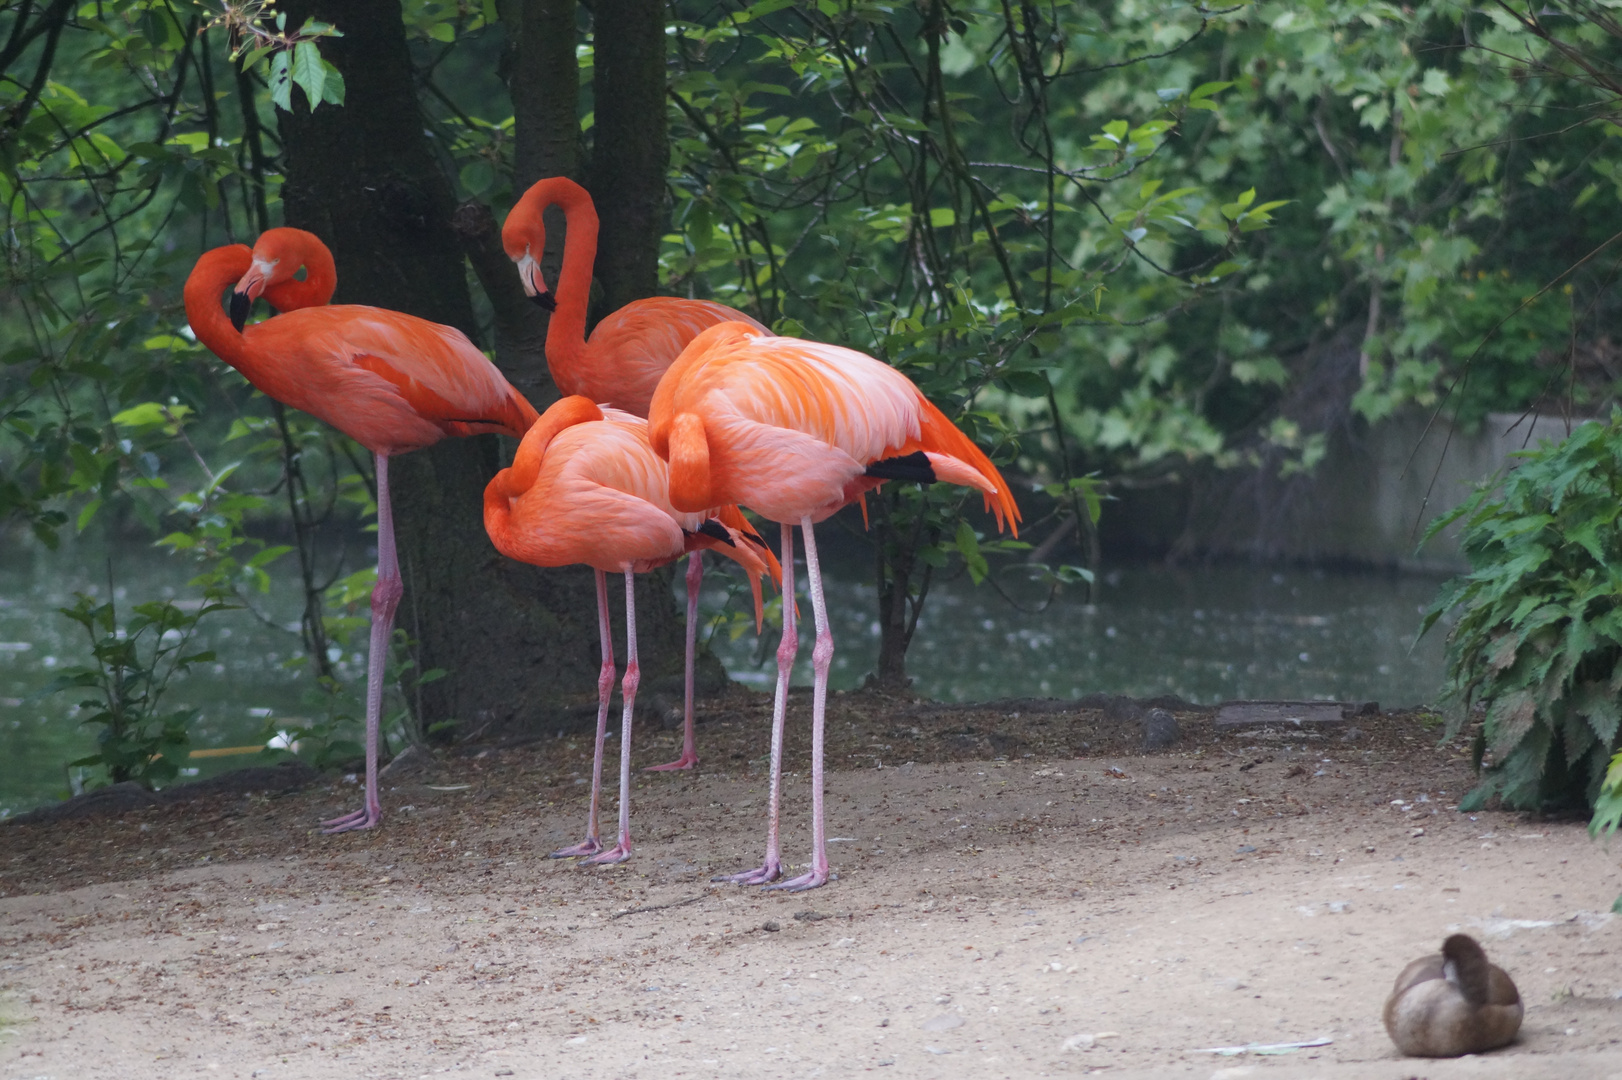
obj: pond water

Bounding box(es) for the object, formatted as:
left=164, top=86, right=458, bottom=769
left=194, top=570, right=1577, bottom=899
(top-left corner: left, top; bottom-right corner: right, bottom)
left=0, top=537, right=1452, bottom=818
left=704, top=548, right=1450, bottom=708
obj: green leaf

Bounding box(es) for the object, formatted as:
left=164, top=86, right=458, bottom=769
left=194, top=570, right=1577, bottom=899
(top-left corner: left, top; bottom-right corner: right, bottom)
left=292, top=42, right=327, bottom=109
left=269, top=51, right=293, bottom=113
left=954, top=521, right=988, bottom=585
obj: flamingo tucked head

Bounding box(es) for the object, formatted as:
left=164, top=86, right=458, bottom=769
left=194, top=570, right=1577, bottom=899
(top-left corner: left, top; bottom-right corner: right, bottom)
left=230, top=227, right=338, bottom=329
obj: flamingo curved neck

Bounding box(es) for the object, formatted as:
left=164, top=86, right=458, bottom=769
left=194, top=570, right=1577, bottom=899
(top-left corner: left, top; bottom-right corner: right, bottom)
left=185, top=246, right=257, bottom=376
left=528, top=180, right=599, bottom=378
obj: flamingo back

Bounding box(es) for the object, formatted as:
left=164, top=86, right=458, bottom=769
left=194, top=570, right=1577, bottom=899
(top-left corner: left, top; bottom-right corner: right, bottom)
left=650, top=323, right=1020, bottom=532
left=243, top=305, right=538, bottom=455
left=567, top=297, right=768, bottom=418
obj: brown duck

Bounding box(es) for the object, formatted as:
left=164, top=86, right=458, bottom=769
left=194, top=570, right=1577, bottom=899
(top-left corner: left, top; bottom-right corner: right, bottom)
left=1383, top=934, right=1523, bottom=1056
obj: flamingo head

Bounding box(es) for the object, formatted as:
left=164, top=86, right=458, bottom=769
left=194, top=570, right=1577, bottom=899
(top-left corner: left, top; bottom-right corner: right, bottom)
left=510, top=248, right=556, bottom=312
left=231, top=227, right=335, bottom=329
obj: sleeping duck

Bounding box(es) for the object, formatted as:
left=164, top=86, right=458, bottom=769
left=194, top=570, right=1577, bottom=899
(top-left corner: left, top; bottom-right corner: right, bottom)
left=1383, top=933, right=1522, bottom=1057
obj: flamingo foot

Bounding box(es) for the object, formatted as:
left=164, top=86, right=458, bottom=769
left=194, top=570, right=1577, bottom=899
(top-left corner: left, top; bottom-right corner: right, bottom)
left=713, top=860, right=781, bottom=886
left=581, top=842, right=632, bottom=866
left=763, top=866, right=829, bottom=892
left=644, top=752, right=698, bottom=772
left=549, top=837, right=602, bottom=859
left=320, top=806, right=380, bottom=834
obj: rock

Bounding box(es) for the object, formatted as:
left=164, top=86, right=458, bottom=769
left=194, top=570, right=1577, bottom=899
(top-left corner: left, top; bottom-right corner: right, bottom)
left=1103, top=695, right=1145, bottom=725
left=162, top=759, right=318, bottom=800
left=6, top=781, right=161, bottom=825
left=6, top=760, right=320, bottom=825
left=1061, top=1033, right=1096, bottom=1051
left=1143, top=707, right=1180, bottom=750
left=1215, top=702, right=1347, bottom=727
left=921, top=1013, right=965, bottom=1032
left=378, top=744, right=436, bottom=781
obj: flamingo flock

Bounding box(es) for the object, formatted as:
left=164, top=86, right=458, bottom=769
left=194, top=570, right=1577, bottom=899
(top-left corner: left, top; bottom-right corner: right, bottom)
left=185, top=178, right=1019, bottom=891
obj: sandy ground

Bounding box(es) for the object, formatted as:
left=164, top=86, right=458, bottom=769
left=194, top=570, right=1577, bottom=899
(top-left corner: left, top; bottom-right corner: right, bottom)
left=2, top=692, right=1621, bottom=1079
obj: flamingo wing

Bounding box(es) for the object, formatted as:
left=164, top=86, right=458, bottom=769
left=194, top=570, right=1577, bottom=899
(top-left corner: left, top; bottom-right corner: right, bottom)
left=651, top=322, right=1019, bottom=532
left=246, top=305, right=537, bottom=452
left=485, top=404, right=695, bottom=573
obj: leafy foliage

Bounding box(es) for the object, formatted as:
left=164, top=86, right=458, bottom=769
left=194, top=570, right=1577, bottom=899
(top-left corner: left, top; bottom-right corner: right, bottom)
left=40, top=587, right=233, bottom=788
left=1422, top=412, right=1622, bottom=813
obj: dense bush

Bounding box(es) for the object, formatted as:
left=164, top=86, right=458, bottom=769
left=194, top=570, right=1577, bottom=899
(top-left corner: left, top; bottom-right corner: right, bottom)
left=1424, top=412, right=1622, bottom=813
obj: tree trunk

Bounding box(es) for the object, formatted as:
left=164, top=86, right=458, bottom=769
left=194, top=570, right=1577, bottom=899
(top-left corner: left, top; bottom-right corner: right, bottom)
left=587, top=0, right=670, bottom=315
left=871, top=491, right=936, bottom=691
left=274, top=0, right=684, bottom=742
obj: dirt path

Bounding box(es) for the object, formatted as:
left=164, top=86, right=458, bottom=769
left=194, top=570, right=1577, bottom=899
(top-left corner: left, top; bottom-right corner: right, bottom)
left=2, top=695, right=1620, bottom=1078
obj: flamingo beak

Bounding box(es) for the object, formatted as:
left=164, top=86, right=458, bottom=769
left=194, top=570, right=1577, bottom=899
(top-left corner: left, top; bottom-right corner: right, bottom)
left=515, top=251, right=556, bottom=311
left=229, top=290, right=253, bottom=332
left=230, top=257, right=274, bottom=331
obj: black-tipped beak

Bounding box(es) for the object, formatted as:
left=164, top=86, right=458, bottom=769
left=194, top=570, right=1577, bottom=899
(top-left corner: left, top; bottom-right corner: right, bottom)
left=229, top=290, right=253, bottom=332
left=529, top=291, right=558, bottom=313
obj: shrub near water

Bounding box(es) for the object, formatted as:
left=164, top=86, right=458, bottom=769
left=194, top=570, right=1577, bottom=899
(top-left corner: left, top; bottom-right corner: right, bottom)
left=1424, top=411, right=1622, bottom=814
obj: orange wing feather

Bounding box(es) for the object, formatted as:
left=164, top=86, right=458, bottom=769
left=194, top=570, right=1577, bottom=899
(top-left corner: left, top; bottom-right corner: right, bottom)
left=648, top=322, right=1020, bottom=534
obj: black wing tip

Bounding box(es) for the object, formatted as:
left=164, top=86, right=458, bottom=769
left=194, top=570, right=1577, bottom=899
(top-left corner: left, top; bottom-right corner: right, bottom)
left=695, top=519, right=735, bottom=546
left=229, top=290, right=253, bottom=332
left=865, top=451, right=935, bottom=484
left=530, top=291, right=558, bottom=313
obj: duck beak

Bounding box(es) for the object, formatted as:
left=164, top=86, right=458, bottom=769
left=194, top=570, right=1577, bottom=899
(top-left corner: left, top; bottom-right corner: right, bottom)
left=229, top=290, right=253, bottom=332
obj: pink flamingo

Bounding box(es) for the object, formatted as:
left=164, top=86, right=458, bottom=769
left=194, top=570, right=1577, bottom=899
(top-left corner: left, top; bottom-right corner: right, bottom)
left=483, top=396, right=773, bottom=862
left=649, top=321, right=1020, bottom=890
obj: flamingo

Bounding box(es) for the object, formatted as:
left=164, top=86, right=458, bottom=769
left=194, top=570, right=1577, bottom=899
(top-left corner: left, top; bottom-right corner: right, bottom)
left=649, top=321, right=1021, bottom=891
left=502, top=176, right=771, bottom=772
left=483, top=395, right=773, bottom=863
left=186, top=241, right=540, bottom=834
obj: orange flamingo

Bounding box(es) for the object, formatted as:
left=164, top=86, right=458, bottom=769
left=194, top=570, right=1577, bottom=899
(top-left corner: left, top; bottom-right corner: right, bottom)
left=483, top=396, right=772, bottom=862
left=186, top=241, right=540, bottom=834
left=503, top=176, right=771, bottom=772
left=649, top=322, right=1020, bottom=890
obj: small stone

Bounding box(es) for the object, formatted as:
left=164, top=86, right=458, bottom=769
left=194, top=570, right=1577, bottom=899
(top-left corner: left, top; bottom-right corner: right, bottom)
left=1061, top=1033, right=1095, bottom=1051
left=762, top=920, right=780, bottom=932
left=921, top=1013, right=965, bottom=1032
left=1143, top=708, right=1180, bottom=750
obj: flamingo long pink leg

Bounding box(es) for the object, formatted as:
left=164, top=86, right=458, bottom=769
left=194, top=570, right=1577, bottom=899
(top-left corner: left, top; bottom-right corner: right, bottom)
left=767, top=517, right=830, bottom=891
left=552, top=569, right=613, bottom=858
left=584, top=568, right=639, bottom=865
left=715, top=522, right=794, bottom=885
left=646, top=551, right=703, bottom=771
left=322, top=452, right=400, bottom=834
